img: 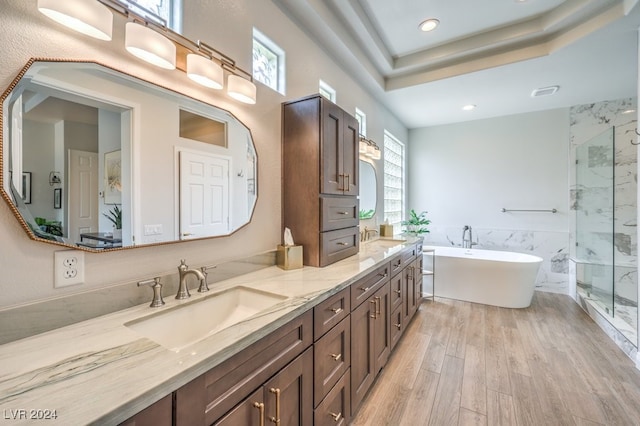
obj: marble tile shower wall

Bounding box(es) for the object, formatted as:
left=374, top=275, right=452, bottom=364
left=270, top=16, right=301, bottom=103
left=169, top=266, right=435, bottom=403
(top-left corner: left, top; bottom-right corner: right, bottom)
left=424, top=227, right=570, bottom=293
left=569, top=98, right=638, bottom=304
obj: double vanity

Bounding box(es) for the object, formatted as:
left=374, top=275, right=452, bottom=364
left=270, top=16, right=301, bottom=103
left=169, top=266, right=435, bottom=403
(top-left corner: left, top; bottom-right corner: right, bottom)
left=0, top=237, right=424, bottom=425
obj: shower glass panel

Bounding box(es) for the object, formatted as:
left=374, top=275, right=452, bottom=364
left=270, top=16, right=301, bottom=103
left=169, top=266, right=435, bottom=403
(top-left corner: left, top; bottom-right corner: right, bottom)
left=575, top=128, right=615, bottom=315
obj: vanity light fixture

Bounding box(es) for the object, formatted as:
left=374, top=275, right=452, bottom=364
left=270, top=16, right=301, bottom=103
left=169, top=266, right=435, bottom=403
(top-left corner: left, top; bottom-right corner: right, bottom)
left=360, top=136, right=381, bottom=160
left=186, top=54, right=224, bottom=89
left=419, top=18, right=440, bottom=32
left=462, top=104, right=477, bottom=111
left=227, top=74, right=257, bottom=105
left=125, top=22, right=176, bottom=70
left=37, top=0, right=113, bottom=41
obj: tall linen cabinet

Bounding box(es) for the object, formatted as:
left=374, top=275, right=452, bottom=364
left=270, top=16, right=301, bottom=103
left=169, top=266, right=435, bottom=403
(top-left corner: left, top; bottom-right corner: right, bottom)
left=282, top=95, right=360, bottom=267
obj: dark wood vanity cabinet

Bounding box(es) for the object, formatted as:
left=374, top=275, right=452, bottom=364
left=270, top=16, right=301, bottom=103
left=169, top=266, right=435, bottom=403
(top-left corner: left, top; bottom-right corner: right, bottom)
left=119, top=394, right=172, bottom=426
left=174, top=311, right=313, bottom=425
left=350, top=278, right=391, bottom=416
left=282, top=95, right=360, bottom=267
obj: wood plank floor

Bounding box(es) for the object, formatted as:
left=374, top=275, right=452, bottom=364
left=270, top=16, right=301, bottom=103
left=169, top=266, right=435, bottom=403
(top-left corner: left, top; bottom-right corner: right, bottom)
left=351, top=292, right=640, bottom=426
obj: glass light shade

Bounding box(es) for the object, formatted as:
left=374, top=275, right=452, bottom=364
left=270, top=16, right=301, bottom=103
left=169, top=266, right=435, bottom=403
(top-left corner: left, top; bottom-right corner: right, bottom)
left=366, top=144, right=375, bottom=157
left=371, top=147, right=381, bottom=160
left=359, top=139, right=369, bottom=154
left=227, top=75, right=257, bottom=104
left=125, top=22, right=176, bottom=70
left=38, top=0, right=113, bottom=41
left=187, top=54, right=224, bottom=89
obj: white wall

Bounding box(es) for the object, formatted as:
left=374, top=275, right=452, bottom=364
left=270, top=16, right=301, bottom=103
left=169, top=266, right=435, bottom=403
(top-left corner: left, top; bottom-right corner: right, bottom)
left=0, top=0, right=406, bottom=308
left=409, top=108, right=571, bottom=293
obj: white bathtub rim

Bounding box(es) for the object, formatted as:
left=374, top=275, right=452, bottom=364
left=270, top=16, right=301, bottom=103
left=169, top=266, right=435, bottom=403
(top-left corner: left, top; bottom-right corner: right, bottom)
left=423, top=245, right=543, bottom=264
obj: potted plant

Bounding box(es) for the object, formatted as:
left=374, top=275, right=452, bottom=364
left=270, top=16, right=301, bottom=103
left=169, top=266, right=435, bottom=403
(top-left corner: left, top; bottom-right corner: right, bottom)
left=103, top=205, right=122, bottom=238
left=402, top=209, right=430, bottom=236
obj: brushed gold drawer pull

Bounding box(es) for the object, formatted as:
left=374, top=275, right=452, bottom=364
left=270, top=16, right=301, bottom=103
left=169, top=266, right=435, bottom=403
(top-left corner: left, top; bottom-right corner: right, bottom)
left=337, top=242, right=350, bottom=246
left=269, top=388, right=281, bottom=425
left=378, top=272, right=388, bottom=278
left=370, top=300, right=377, bottom=318
left=330, top=353, right=342, bottom=361
left=359, top=286, right=370, bottom=292
left=329, top=411, right=342, bottom=422
left=395, top=323, right=401, bottom=330
left=330, top=307, right=343, bottom=314
left=375, top=296, right=381, bottom=316
left=338, top=211, right=350, bottom=215
left=394, top=289, right=402, bottom=295
left=253, top=402, right=265, bottom=426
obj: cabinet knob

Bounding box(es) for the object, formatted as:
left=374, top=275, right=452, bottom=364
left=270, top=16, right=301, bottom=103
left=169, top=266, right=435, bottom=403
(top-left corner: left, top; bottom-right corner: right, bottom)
left=329, top=411, right=342, bottom=422
left=330, top=353, right=342, bottom=362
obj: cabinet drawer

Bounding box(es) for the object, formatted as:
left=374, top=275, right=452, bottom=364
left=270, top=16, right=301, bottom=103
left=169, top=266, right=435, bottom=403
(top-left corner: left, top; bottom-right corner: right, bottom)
left=320, top=196, right=359, bottom=232
left=119, top=394, right=172, bottom=426
left=350, top=263, right=389, bottom=309
left=390, top=304, right=403, bottom=351
left=314, top=287, right=350, bottom=339
left=400, top=244, right=418, bottom=269
left=389, top=255, right=403, bottom=277
left=175, top=310, right=313, bottom=425
left=390, top=272, right=403, bottom=312
left=314, top=316, right=351, bottom=406
left=320, top=227, right=359, bottom=267
left=314, top=369, right=351, bottom=426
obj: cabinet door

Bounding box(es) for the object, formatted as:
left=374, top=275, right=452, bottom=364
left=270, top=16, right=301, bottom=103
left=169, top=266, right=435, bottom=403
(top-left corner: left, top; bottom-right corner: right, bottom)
left=119, top=395, right=172, bottom=426
left=390, top=304, right=404, bottom=351
left=264, top=348, right=314, bottom=426
left=390, top=272, right=403, bottom=312
left=372, top=283, right=391, bottom=375
left=350, top=295, right=376, bottom=415
left=341, top=113, right=359, bottom=196
left=321, top=100, right=344, bottom=195
left=213, top=389, right=263, bottom=426
left=403, top=264, right=418, bottom=323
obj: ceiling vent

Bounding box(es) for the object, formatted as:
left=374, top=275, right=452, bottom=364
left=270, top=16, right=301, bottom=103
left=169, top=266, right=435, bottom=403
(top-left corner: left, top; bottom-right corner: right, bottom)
left=531, top=85, right=559, bottom=97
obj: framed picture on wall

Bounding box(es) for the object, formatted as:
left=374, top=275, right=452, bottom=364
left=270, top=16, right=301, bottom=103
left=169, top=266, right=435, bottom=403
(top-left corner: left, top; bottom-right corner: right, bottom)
left=22, top=172, right=32, bottom=204
left=104, top=150, right=122, bottom=205
left=54, top=188, right=62, bottom=209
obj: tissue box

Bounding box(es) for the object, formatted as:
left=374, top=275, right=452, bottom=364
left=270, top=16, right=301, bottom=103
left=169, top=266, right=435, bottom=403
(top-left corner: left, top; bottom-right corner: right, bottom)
left=277, top=245, right=303, bottom=270
left=380, top=224, right=394, bottom=237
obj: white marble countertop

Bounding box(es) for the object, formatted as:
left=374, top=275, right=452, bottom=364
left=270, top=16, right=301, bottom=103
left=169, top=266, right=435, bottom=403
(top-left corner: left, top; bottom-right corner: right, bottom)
left=0, top=237, right=419, bottom=425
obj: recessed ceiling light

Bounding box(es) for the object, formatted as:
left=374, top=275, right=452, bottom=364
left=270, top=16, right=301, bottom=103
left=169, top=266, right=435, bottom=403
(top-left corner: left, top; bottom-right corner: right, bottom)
left=462, top=104, right=476, bottom=111
left=419, top=18, right=440, bottom=32
left=531, top=85, right=559, bottom=97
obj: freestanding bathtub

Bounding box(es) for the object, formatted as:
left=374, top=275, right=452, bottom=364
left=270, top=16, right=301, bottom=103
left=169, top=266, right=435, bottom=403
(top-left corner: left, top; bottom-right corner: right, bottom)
left=424, top=246, right=543, bottom=308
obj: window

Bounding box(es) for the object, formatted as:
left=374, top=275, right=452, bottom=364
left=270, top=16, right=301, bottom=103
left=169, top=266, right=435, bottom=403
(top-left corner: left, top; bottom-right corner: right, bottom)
left=126, top=0, right=182, bottom=32
left=384, top=131, right=405, bottom=229
left=319, top=80, right=336, bottom=102
left=355, top=108, right=366, bottom=137
left=253, top=28, right=285, bottom=94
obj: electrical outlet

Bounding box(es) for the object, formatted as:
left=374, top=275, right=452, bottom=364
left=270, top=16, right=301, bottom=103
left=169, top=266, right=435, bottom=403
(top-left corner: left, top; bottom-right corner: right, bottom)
left=54, top=250, right=85, bottom=288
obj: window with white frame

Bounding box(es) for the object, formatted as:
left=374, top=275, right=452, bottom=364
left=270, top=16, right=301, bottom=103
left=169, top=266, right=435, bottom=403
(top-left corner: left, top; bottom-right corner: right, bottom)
left=319, top=80, right=336, bottom=102
left=355, top=108, right=367, bottom=137
left=384, top=131, right=405, bottom=229
left=253, top=28, right=286, bottom=94
left=126, top=0, right=182, bottom=32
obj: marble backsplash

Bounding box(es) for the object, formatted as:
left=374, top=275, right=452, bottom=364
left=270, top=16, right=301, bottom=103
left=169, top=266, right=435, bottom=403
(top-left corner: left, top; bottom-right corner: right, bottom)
left=422, top=226, right=570, bottom=293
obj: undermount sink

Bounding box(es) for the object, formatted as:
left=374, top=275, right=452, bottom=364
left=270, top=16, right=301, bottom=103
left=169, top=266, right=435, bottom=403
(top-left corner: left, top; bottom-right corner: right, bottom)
left=125, top=286, right=288, bottom=352
left=368, top=238, right=407, bottom=247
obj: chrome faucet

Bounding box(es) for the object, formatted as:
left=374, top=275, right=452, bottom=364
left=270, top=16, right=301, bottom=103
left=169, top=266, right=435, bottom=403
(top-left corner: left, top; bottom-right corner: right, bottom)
left=462, top=225, right=474, bottom=248
left=176, top=259, right=205, bottom=300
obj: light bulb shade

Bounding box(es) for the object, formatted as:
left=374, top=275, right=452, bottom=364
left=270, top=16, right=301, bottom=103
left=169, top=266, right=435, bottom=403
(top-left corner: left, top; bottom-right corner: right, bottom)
left=371, top=147, right=381, bottom=160
left=187, top=54, right=223, bottom=89
left=359, top=139, right=369, bottom=154
left=366, top=144, right=376, bottom=157
left=227, top=75, right=257, bottom=104
left=125, top=22, right=176, bottom=70
left=38, top=0, right=113, bottom=41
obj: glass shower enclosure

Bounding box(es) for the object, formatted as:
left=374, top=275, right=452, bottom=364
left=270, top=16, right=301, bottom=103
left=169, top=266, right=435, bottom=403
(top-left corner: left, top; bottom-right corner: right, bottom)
left=575, top=126, right=638, bottom=344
